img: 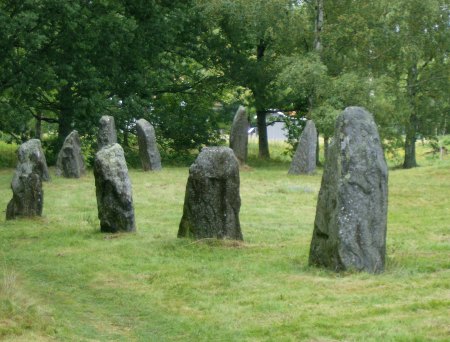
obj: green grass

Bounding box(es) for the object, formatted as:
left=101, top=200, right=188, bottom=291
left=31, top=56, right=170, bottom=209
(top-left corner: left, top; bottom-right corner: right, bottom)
left=0, top=140, right=449, bottom=341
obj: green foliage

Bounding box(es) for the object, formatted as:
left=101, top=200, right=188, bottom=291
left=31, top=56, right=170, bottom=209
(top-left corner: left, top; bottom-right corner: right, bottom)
left=150, top=93, right=225, bottom=154
left=40, top=134, right=59, bottom=167
left=294, top=0, right=449, bottom=166
left=79, top=133, right=97, bottom=169
left=0, top=0, right=225, bottom=155
left=0, top=0, right=448, bottom=166
left=276, top=53, right=328, bottom=106
left=442, top=136, right=450, bottom=147
left=121, top=145, right=141, bottom=169
left=196, top=0, right=310, bottom=157
left=158, top=148, right=198, bottom=167
left=0, top=141, right=17, bottom=168
left=278, top=114, right=305, bottom=157
left=423, top=135, right=450, bottom=161
left=277, top=54, right=402, bottom=152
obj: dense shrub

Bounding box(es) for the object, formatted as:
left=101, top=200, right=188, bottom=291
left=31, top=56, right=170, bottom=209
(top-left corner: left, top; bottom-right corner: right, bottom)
left=0, top=141, right=17, bottom=168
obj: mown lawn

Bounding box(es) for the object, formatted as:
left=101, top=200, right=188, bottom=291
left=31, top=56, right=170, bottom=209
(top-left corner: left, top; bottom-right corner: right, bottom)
left=0, top=141, right=449, bottom=341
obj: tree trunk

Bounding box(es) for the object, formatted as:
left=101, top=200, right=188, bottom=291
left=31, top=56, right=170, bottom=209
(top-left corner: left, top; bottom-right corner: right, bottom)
left=35, top=113, right=42, bottom=140
left=403, top=114, right=418, bottom=168
left=123, top=128, right=129, bottom=147
left=311, top=0, right=324, bottom=165
left=314, top=0, right=324, bottom=53
left=254, top=39, right=270, bottom=159
left=256, top=110, right=270, bottom=159
left=403, top=65, right=419, bottom=169
left=316, top=130, right=321, bottom=166
left=58, top=84, right=74, bottom=148
left=324, top=136, right=329, bottom=161
left=123, top=123, right=130, bottom=147
left=440, top=118, right=447, bottom=160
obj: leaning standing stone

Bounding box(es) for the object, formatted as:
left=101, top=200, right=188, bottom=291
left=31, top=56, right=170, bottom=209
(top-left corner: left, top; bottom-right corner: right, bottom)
left=178, top=146, right=243, bottom=240
left=56, top=130, right=85, bottom=178
left=229, top=106, right=249, bottom=166
left=97, top=115, right=117, bottom=150
left=6, top=139, right=47, bottom=219
left=94, top=143, right=136, bottom=233
left=136, top=119, right=162, bottom=171
left=309, top=107, right=388, bottom=273
left=288, top=120, right=317, bottom=175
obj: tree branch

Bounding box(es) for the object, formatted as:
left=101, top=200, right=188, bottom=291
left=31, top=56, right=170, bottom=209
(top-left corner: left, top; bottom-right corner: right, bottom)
left=28, top=109, right=59, bottom=124
left=151, top=75, right=219, bottom=95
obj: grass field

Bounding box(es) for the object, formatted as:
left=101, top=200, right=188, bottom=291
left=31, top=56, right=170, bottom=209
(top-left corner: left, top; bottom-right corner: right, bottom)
left=0, top=140, right=449, bottom=341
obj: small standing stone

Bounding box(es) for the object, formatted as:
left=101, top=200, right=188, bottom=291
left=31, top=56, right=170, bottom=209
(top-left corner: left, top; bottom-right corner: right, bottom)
left=98, top=115, right=117, bottom=150
left=94, top=143, right=136, bottom=233
left=229, top=106, right=249, bottom=166
left=16, top=139, right=50, bottom=181
left=288, top=120, right=317, bottom=175
left=178, top=147, right=243, bottom=240
left=309, top=107, right=388, bottom=273
left=136, top=118, right=162, bottom=171
left=56, top=130, right=85, bottom=178
left=6, top=139, right=47, bottom=219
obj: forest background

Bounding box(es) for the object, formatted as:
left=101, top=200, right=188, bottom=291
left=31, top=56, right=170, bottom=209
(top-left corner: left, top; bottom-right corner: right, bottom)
left=0, top=0, right=449, bottom=168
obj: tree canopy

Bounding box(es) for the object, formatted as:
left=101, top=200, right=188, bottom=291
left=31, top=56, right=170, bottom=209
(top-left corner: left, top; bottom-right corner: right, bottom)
left=0, top=0, right=448, bottom=167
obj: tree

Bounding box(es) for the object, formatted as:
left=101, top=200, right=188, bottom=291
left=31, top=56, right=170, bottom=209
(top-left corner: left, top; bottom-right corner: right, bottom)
left=279, top=0, right=449, bottom=168
left=2, top=0, right=447, bottom=167
left=0, top=1, right=134, bottom=145
left=196, top=0, right=310, bottom=158
left=0, top=0, right=226, bottom=158
left=320, top=0, right=449, bottom=167
left=277, top=0, right=385, bottom=158
left=380, top=0, right=450, bottom=168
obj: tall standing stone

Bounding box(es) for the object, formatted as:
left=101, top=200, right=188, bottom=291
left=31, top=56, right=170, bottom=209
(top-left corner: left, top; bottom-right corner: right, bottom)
left=98, top=115, right=117, bottom=150
left=288, top=120, right=317, bottom=175
left=178, top=147, right=243, bottom=240
left=309, top=107, right=388, bottom=273
left=136, top=119, right=162, bottom=171
left=56, top=130, right=85, bottom=178
left=94, top=143, right=136, bottom=233
left=6, top=139, right=47, bottom=219
left=229, top=106, right=249, bottom=166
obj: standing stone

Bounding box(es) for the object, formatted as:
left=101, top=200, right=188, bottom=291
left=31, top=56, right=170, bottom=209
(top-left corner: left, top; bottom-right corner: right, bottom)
left=229, top=106, right=249, bottom=166
left=16, top=139, right=50, bottom=181
left=288, top=120, right=317, bottom=175
left=6, top=139, right=47, bottom=219
left=178, top=147, right=243, bottom=240
left=98, top=115, right=117, bottom=150
left=55, top=130, right=85, bottom=178
left=136, top=119, right=162, bottom=171
left=309, top=107, right=388, bottom=273
left=94, top=143, right=136, bottom=233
